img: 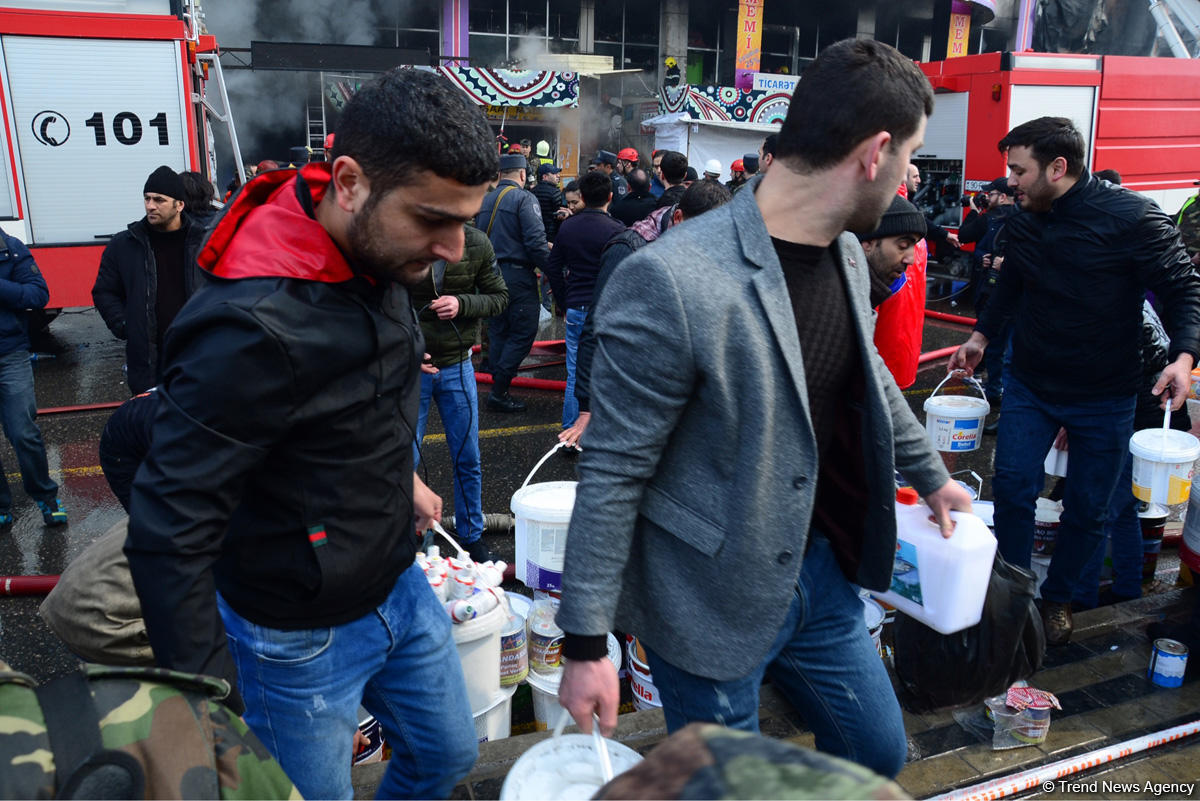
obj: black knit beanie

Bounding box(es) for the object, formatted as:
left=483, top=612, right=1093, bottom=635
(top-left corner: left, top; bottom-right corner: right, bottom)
left=143, top=165, right=186, bottom=200
left=859, top=195, right=926, bottom=241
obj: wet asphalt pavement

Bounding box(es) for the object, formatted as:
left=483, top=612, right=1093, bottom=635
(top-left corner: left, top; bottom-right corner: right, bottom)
left=0, top=292, right=987, bottom=685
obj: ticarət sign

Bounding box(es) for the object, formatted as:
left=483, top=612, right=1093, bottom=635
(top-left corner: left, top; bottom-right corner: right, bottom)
left=751, top=73, right=799, bottom=93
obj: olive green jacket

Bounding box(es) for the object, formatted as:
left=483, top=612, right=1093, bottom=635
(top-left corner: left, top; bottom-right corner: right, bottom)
left=410, top=225, right=509, bottom=367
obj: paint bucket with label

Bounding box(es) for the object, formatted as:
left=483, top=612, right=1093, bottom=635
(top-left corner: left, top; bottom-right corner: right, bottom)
left=924, top=371, right=990, bottom=453
left=526, top=633, right=621, bottom=731
left=501, top=609, right=529, bottom=687
left=453, top=602, right=507, bottom=714
left=1033, top=498, right=1062, bottom=556
left=626, top=637, right=662, bottom=711
left=528, top=599, right=564, bottom=675
left=1140, top=503, right=1168, bottom=584
left=861, top=595, right=886, bottom=657
left=511, top=444, right=576, bottom=590
left=1130, top=428, right=1200, bottom=506
left=353, top=714, right=386, bottom=765
left=1148, top=638, right=1189, bottom=688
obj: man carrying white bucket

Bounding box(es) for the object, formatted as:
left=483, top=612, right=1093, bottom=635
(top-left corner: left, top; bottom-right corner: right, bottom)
left=554, top=39, right=973, bottom=780
left=949, top=117, right=1200, bottom=646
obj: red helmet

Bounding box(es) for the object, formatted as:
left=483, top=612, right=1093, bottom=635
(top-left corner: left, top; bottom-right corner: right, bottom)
left=731, top=159, right=745, bottom=173
left=323, top=133, right=335, bottom=150
left=618, top=147, right=639, bottom=162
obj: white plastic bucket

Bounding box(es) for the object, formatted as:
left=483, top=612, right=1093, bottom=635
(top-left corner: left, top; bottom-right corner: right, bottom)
left=861, top=595, right=885, bottom=657
left=499, top=732, right=643, bottom=800
left=625, top=639, right=661, bottom=711
left=924, top=372, right=990, bottom=452
left=453, top=603, right=507, bottom=714
left=512, top=444, right=577, bottom=591
left=474, top=685, right=518, bottom=744
left=1130, top=428, right=1200, bottom=506
left=527, top=633, right=621, bottom=731
left=1044, top=446, right=1069, bottom=477
left=1034, top=497, right=1062, bottom=556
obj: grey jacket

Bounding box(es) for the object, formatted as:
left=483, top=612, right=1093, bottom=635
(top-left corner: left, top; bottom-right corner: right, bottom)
left=555, top=185, right=951, bottom=681
left=474, top=179, right=550, bottom=270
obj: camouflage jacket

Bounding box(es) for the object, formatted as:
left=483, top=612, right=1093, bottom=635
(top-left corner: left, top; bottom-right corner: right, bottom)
left=1178, top=195, right=1199, bottom=256
left=595, top=723, right=909, bottom=799
left=0, top=662, right=299, bottom=800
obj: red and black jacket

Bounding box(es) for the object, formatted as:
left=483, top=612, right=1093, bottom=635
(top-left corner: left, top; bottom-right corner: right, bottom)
left=125, top=164, right=424, bottom=709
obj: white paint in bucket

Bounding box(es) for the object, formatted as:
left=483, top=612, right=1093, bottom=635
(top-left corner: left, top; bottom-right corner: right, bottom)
left=861, top=595, right=886, bottom=657
left=499, top=732, right=643, bottom=800
left=924, top=372, right=990, bottom=453
left=1130, top=428, right=1200, bottom=506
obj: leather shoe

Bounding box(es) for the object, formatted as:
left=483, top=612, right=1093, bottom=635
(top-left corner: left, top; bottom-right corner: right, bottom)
left=487, top=392, right=526, bottom=413
left=1041, top=600, right=1073, bottom=646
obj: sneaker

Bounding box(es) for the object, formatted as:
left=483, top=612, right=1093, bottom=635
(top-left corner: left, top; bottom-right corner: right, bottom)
left=464, top=538, right=497, bottom=564
left=1040, top=600, right=1073, bottom=646
left=37, top=498, right=67, bottom=527
left=487, top=392, right=526, bottom=413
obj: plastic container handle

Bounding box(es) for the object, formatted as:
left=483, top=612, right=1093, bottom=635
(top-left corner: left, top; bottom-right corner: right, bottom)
left=551, top=709, right=614, bottom=784
left=930, top=369, right=988, bottom=404
left=521, top=442, right=570, bottom=490
left=430, top=520, right=467, bottom=560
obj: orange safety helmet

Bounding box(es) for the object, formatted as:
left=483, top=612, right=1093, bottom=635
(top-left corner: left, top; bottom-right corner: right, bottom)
left=618, top=147, right=639, bottom=162
left=731, top=159, right=744, bottom=173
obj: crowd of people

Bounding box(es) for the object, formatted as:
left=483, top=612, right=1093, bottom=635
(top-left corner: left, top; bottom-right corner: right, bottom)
left=6, top=33, right=1200, bottom=801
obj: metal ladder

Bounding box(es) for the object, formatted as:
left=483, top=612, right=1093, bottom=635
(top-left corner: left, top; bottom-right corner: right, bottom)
left=1149, top=0, right=1200, bottom=57
left=306, top=92, right=327, bottom=159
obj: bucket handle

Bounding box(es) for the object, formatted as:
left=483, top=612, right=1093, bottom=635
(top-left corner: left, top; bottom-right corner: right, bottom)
left=949, top=469, right=983, bottom=500
left=552, top=709, right=614, bottom=783
left=930, top=369, right=988, bottom=404
left=521, top=442, right=570, bottom=490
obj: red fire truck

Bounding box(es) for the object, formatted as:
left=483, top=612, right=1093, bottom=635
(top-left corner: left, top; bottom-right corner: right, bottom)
left=0, top=0, right=240, bottom=313
left=913, top=52, right=1200, bottom=231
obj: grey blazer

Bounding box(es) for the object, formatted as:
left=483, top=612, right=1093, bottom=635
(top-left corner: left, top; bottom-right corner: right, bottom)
left=555, top=185, right=951, bottom=681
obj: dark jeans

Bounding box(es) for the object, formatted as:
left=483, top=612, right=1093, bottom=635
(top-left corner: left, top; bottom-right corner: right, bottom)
left=0, top=350, right=58, bottom=511
left=992, top=373, right=1135, bottom=604
left=983, top=322, right=1010, bottom=402
left=487, top=263, right=539, bottom=393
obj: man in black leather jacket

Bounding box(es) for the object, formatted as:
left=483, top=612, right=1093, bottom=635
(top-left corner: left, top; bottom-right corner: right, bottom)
left=951, top=116, right=1200, bottom=646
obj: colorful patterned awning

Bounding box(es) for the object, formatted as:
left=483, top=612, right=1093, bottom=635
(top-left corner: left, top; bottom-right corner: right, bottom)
left=437, top=67, right=579, bottom=108
left=659, top=84, right=791, bottom=125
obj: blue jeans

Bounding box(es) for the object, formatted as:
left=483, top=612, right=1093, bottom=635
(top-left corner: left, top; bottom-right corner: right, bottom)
left=0, top=349, right=57, bottom=511
left=218, top=563, right=478, bottom=800
left=562, top=306, right=587, bottom=428
left=1074, top=451, right=1144, bottom=605
left=992, top=373, right=1135, bottom=604
left=642, top=536, right=907, bottom=779
left=414, top=358, right=484, bottom=543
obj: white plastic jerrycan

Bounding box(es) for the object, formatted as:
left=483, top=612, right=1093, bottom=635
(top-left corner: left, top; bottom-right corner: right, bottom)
left=870, top=487, right=997, bottom=634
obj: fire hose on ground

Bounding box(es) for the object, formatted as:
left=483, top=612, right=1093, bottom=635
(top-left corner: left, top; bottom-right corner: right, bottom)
left=931, top=718, right=1200, bottom=801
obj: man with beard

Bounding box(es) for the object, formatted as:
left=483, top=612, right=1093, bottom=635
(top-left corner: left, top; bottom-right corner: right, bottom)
left=124, top=69, right=497, bottom=800
left=950, top=116, right=1200, bottom=646
left=556, top=38, right=970, bottom=779
left=859, top=194, right=926, bottom=309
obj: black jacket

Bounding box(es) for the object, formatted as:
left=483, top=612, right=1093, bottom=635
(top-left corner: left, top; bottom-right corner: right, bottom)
left=655, top=184, right=686, bottom=210
left=532, top=181, right=565, bottom=242
left=610, top=192, right=658, bottom=227
left=977, top=172, right=1200, bottom=402
left=125, top=165, right=423, bottom=711
left=92, top=215, right=206, bottom=393
left=544, top=209, right=626, bottom=310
